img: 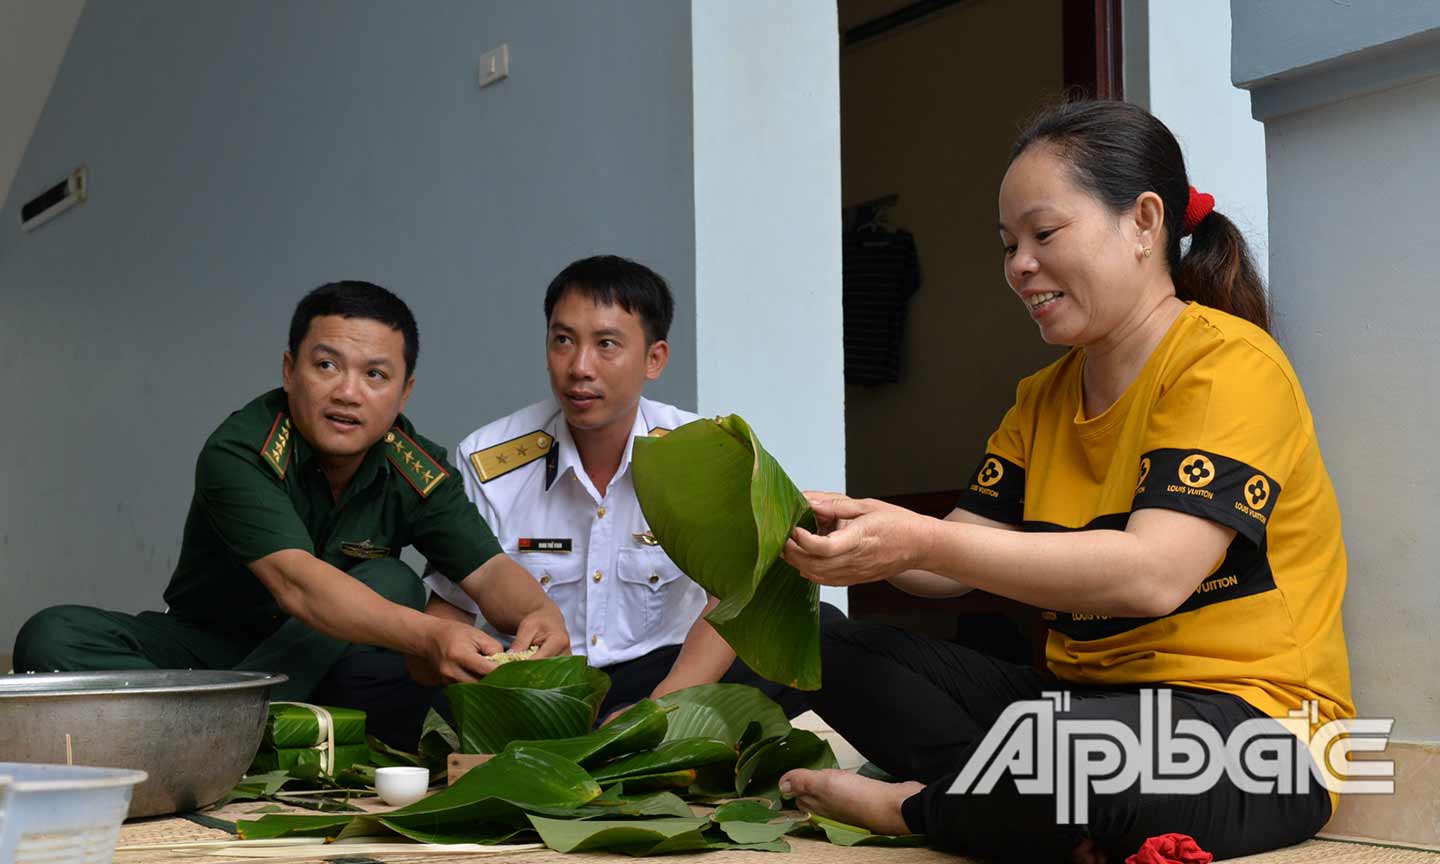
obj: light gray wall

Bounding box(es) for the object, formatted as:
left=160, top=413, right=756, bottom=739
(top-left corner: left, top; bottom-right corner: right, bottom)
left=1232, top=1, right=1440, bottom=741
left=1233, top=0, right=1440, bottom=122
left=690, top=0, right=846, bottom=612
left=0, top=1, right=698, bottom=646
left=1232, top=0, right=1440, bottom=87
left=1263, top=73, right=1440, bottom=741
left=0, top=0, right=84, bottom=212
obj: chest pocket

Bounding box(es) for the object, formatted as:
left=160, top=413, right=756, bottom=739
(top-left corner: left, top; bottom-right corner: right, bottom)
left=615, top=547, right=687, bottom=639
left=512, top=551, right=586, bottom=634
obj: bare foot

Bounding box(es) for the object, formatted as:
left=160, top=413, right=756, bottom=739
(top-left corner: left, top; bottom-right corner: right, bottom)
left=779, top=768, right=925, bottom=836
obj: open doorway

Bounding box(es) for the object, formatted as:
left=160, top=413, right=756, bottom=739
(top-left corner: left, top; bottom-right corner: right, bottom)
left=838, top=0, right=1122, bottom=662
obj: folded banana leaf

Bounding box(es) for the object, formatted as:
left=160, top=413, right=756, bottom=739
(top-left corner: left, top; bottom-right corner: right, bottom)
left=507, top=699, right=671, bottom=767
left=262, top=703, right=367, bottom=748
left=656, top=684, right=790, bottom=747
left=798, top=814, right=928, bottom=847
left=238, top=745, right=603, bottom=843
left=248, top=743, right=370, bottom=778
left=446, top=656, right=611, bottom=755
left=589, top=739, right=738, bottom=784
left=526, top=815, right=790, bottom=855
left=632, top=416, right=821, bottom=689
left=735, top=728, right=836, bottom=797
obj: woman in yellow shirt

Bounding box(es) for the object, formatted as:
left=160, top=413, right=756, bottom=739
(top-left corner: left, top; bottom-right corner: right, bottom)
left=779, top=101, right=1352, bottom=862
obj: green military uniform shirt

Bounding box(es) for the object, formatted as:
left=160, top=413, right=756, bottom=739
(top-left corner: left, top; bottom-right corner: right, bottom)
left=163, top=388, right=502, bottom=630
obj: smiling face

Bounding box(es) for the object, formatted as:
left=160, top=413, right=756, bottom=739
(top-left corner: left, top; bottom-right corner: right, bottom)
left=282, top=315, right=415, bottom=466
left=998, top=145, right=1157, bottom=347
left=545, top=288, right=668, bottom=436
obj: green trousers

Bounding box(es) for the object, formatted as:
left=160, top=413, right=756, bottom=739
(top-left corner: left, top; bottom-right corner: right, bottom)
left=11, top=558, right=425, bottom=701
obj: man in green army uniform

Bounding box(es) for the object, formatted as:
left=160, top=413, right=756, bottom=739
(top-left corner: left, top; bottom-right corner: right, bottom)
left=13, top=281, right=569, bottom=742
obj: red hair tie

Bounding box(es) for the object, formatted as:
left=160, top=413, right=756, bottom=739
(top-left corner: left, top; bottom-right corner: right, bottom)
left=1183, top=186, right=1215, bottom=236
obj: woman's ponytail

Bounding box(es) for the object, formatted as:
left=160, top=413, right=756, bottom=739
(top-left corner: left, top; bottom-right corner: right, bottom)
left=1176, top=210, right=1270, bottom=333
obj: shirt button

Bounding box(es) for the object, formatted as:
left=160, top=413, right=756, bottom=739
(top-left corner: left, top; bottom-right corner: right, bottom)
left=597, top=506, right=606, bottom=519
left=648, top=572, right=659, bottom=584
left=540, top=573, right=551, bottom=586
left=590, top=634, right=598, bottom=646
left=593, top=570, right=603, bottom=583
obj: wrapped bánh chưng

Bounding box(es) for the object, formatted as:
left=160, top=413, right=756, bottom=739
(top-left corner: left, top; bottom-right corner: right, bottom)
left=262, top=702, right=367, bottom=748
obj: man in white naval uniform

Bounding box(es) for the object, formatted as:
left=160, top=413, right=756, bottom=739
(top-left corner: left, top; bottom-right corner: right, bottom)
left=416, top=256, right=837, bottom=718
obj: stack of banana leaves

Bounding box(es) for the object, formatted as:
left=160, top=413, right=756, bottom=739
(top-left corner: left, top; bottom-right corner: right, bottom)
left=237, top=662, right=922, bottom=853
left=248, top=703, right=370, bottom=779
left=236, top=416, right=924, bottom=852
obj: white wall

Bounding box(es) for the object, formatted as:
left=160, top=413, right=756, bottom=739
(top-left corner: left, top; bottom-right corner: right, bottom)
left=690, top=0, right=847, bottom=611
left=0, top=0, right=84, bottom=211
left=1141, top=2, right=1268, bottom=279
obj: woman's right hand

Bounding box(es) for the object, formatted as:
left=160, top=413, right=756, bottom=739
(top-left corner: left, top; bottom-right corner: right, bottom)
left=784, top=494, right=934, bottom=587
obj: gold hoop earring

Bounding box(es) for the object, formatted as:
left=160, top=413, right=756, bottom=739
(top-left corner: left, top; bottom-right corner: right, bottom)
left=1143, top=247, right=1153, bottom=258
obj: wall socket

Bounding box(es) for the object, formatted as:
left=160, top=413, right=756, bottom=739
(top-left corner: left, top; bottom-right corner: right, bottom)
left=478, top=43, right=509, bottom=89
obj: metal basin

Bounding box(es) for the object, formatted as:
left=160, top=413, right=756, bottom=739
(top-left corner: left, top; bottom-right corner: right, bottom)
left=0, top=670, right=286, bottom=818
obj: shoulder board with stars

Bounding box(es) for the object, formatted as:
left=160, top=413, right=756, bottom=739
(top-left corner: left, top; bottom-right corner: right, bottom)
left=647, top=426, right=672, bottom=438
left=470, top=430, right=553, bottom=483
left=261, top=412, right=295, bottom=479
left=384, top=428, right=448, bottom=498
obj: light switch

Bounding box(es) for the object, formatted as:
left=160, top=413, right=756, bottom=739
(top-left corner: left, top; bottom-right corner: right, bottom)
left=478, top=43, right=509, bottom=89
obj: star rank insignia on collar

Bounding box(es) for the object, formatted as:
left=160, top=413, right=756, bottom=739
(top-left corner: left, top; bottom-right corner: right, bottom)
left=261, top=412, right=295, bottom=479
left=647, top=426, right=672, bottom=438
left=470, top=430, right=553, bottom=483
left=384, top=428, right=448, bottom=497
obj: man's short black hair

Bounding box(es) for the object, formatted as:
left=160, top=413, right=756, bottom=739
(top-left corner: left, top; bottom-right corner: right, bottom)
left=543, top=255, right=674, bottom=345
left=288, top=281, right=420, bottom=377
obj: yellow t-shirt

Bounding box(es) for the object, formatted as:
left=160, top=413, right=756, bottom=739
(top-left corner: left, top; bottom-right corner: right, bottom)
left=958, top=303, right=1354, bottom=727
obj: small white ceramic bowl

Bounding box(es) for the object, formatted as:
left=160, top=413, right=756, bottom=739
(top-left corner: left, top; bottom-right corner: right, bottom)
left=374, top=766, right=430, bottom=807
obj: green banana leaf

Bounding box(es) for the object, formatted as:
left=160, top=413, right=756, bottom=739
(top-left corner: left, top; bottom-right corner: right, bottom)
left=736, top=728, right=837, bottom=796
left=633, top=416, right=822, bottom=689
left=551, top=790, right=694, bottom=820
left=597, top=770, right=700, bottom=794
left=527, top=815, right=712, bottom=854
left=590, top=738, right=737, bottom=783
left=507, top=700, right=671, bottom=767
left=237, top=745, right=601, bottom=843
left=715, top=818, right=799, bottom=845
left=711, top=799, right=779, bottom=823
left=801, top=814, right=928, bottom=847
left=656, top=684, right=790, bottom=746
left=526, top=815, right=790, bottom=856
left=418, top=708, right=459, bottom=766
left=445, top=656, right=610, bottom=754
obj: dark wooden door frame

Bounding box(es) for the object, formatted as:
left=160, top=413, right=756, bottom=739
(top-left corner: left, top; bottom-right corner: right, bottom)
left=1064, top=0, right=1125, bottom=99
left=843, top=0, right=1124, bottom=101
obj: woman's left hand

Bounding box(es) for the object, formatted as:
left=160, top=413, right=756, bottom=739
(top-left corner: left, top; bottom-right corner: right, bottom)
left=783, top=495, right=931, bottom=586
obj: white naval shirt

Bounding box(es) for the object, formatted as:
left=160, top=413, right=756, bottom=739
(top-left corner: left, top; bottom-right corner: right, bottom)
left=424, top=397, right=706, bottom=667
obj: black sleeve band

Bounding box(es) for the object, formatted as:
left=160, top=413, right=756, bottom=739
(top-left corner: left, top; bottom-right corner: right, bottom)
left=956, top=453, right=1025, bottom=525
left=1131, top=447, right=1280, bottom=546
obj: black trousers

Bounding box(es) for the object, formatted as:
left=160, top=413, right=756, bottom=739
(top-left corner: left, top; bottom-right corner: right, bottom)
left=809, top=618, right=1332, bottom=863
left=318, top=602, right=846, bottom=750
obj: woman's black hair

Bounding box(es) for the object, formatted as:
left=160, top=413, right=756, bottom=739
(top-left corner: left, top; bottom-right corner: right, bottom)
left=1011, top=100, right=1269, bottom=332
